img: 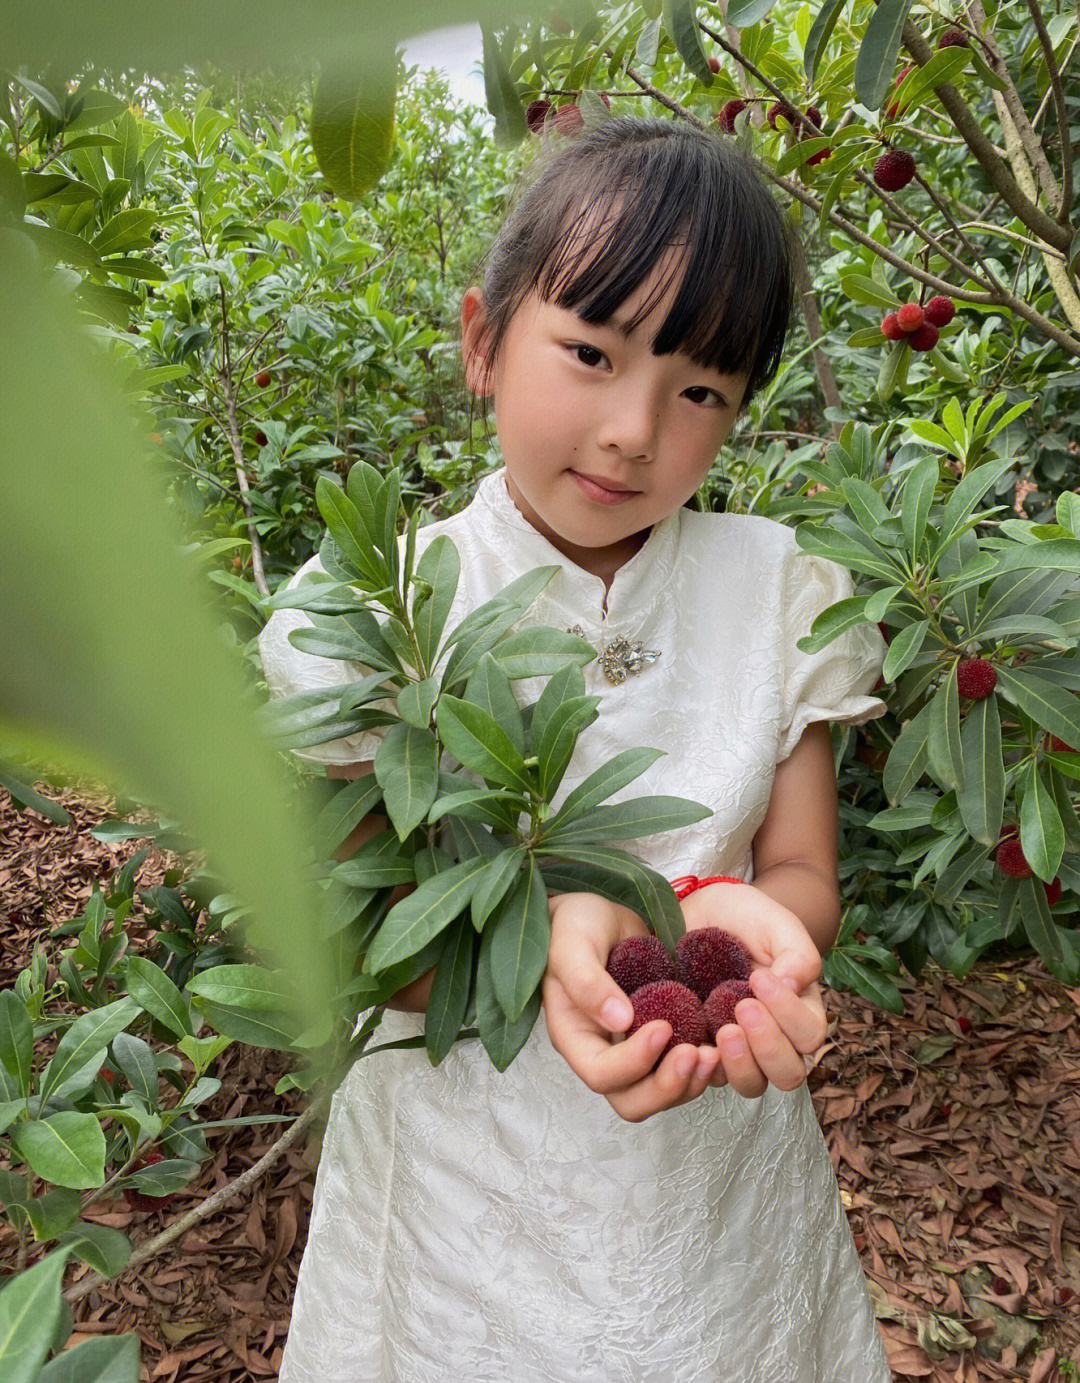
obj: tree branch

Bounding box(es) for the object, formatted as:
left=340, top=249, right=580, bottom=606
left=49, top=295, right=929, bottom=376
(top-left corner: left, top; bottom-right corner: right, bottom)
left=1024, top=0, right=1073, bottom=223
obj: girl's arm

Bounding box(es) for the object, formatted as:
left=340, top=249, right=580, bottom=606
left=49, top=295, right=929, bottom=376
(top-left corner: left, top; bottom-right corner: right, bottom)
left=325, top=762, right=433, bottom=1012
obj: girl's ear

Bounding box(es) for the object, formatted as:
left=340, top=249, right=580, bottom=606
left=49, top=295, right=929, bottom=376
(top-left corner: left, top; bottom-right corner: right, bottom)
left=461, top=286, right=494, bottom=397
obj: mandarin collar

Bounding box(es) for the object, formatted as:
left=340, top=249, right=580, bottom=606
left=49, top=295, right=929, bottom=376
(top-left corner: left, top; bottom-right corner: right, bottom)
left=471, top=467, right=682, bottom=630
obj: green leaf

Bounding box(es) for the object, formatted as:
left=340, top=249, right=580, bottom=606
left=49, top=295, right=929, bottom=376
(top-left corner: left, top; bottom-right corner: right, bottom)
left=0, top=766, right=72, bottom=824
left=110, top=1033, right=158, bottom=1107
left=476, top=911, right=542, bottom=1072
left=883, top=700, right=932, bottom=803
left=541, top=795, right=711, bottom=848
left=10, top=1112, right=106, bottom=1190
left=529, top=659, right=587, bottom=753
left=901, top=454, right=939, bottom=563
left=994, top=666, right=1080, bottom=753
left=1019, top=761, right=1064, bottom=882
left=330, top=829, right=415, bottom=888
left=436, top=694, right=534, bottom=794
left=487, top=626, right=596, bottom=680
left=956, top=693, right=1004, bottom=846
left=535, top=695, right=601, bottom=798
left=662, top=0, right=714, bottom=84
left=397, top=676, right=438, bottom=730
left=464, top=653, right=525, bottom=754
left=882, top=618, right=929, bottom=682
left=55, top=1221, right=133, bottom=1279
left=936, top=454, right=1016, bottom=551
left=427, top=787, right=526, bottom=833
left=1017, top=875, right=1068, bottom=975
left=313, top=771, right=383, bottom=859
left=546, top=747, right=664, bottom=829
left=876, top=336, right=910, bottom=403
left=310, top=50, right=396, bottom=199
left=374, top=721, right=440, bottom=840
left=424, top=915, right=477, bottom=1067
left=471, top=845, right=528, bottom=931
left=838, top=275, right=897, bottom=311
left=823, top=949, right=904, bottom=1014
left=90, top=209, right=155, bottom=256
left=22, top=1188, right=82, bottom=1243
left=0, top=991, right=33, bottom=1096
left=804, top=0, right=846, bottom=81
left=37, top=1332, right=141, bottom=1383
left=39, top=998, right=140, bottom=1107
left=489, top=857, right=551, bottom=1023
left=365, top=855, right=492, bottom=972
left=927, top=665, right=963, bottom=792
left=727, top=0, right=776, bottom=25
left=796, top=595, right=870, bottom=655
left=481, top=25, right=527, bottom=146
left=794, top=523, right=905, bottom=584
left=124, top=957, right=193, bottom=1039
left=413, top=535, right=459, bottom=668
left=314, top=479, right=386, bottom=589
left=185, top=965, right=299, bottom=1012
left=535, top=843, right=684, bottom=953
left=0, top=1245, right=76, bottom=1383
left=855, top=0, right=917, bottom=110
left=186, top=1003, right=298, bottom=1053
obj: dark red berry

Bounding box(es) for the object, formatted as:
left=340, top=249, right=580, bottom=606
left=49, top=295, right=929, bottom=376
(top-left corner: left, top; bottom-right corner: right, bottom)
left=923, top=296, right=956, bottom=327
left=873, top=149, right=917, bottom=191
left=551, top=104, right=584, bottom=135
left=1045, top=877, right=1062, bottom=906
left=526, top=99, right=551, bottom=133
left=992, top=1276, right=1010, bottom=1295
left=255, top=429, right=268, bottom=447
left=767, top=101, right=797, bottom=130
left=908, top=322, right=939, bottom=353
left=996, top=837, right=1034, bottom=878
left=939, top=1102, right=952, bottom=1116
left=707, top=56, right=720, bottom=74
left=957, top=1015, right=973, bottom=1034
left=937, top=28, right=969, bottom=49
left=896, top=302, right=925, bottom=333
left=255, top=370, right=272, bottom=388
left=716, top=99, right=747, bottom=134
left=956, top=658, right=997, bottom=699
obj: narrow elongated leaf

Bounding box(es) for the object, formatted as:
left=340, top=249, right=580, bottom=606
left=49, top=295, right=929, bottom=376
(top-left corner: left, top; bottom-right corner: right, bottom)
left=796, top=596, right=870, bottom=655
left=471, top=846, right=527, bottom=931
left=487, top=626, right=596, bottom=680
left=994, top=666, right=1080, bottom=751
left=529, top=659, right=587, bottom=754
left=365, top=855, right=492, bottom=972
left=727, top=0, right=777, bottom=26
left=413, top=535, right=459, bottom=668
left=110, top=1033, right=157, bottom=1107
left=37, top=1332, right=140, bottom=1383
left=535, top=843, right=684, bottom=953
left=55, top=1222, right=134, bottom=1280
left=427, top=788, right=526, bottom=833
left=0, top=1245, right=76, bottom=1383
left=541, top=795, right=711, bottom=848
left=10, top=1112, right=106, bottom=1190
left=436, top=694, right=534, bottom=793
left=186, top=965, right=299, bottom=1012
left=464, top=653, right=525, bottom=754
left=314, top=478, right=387, bottom=588
left=956, top=693, right=1004, bottom=845
left=313, top=771, right=383, bottom=859
left=901, top=454, right=938, bottom=563
left=883, top=700, right=933, bottom=803
left=331, top=829, right=414, bottom=887
left=548, top=747, right=664, bottom=829
left=1017, top=876, right=1068, bottom=974
left=823, top=949, right=904, bottom=1014
left=662, top=0, right=714, bottom=84
left=124, top=957, right=193, bottom=1039
left=535, top=694, right=600, bottom=798
left=424, top=915, right=477, bottom=1067
left=490, top=858, right=551, bottom=1023
left=476, top=911, right=542, bottom=1071
left=926, top=666, right=963, bottom=792
left=481, top=24, right=527, bottom=146
left=375, top=721, right=439, bottom=840
left=936, top=454, right=1016, bottom=551
left=442, top=567, right=559, bottom=652
left=882, top=619, right=929, bottom=683
left=0, top=991, right=33, bottom=1096
left=1019, top=761, right=1064, bottom=882
left=804, top=0, right=846, bottom=81
left=794, top=525, right=905, bottom=583
left=855, top=0, right=917, bottom=110
left=39, top=999, right=140, bottom=1107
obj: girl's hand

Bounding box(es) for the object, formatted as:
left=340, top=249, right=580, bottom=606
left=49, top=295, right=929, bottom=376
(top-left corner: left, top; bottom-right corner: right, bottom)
left=542, top=893, right=724, bottom=1124
left=680, top=882, right=828, bottom=1099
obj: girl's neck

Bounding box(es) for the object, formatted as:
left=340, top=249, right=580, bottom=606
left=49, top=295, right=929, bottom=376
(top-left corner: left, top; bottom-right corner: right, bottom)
left=501, top=471, right=653, bottom=596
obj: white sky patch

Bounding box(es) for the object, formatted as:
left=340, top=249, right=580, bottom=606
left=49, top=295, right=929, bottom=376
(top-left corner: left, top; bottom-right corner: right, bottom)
left=400, top=22, right=491, bottom=129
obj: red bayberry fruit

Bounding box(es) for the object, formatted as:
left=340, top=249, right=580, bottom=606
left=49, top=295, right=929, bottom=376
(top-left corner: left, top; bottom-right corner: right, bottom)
left=255, top=429, right=268, bottom=447
left=801, top=105, right=823, bottom=134
left=716, top=99, right=747, bottom=134
left=938, top=28, right=969, bottom=48
left=674, top=926, right=752, bottom=1002
left=908, top=322, right=939, bottom=353
left=1045, top=877, right=1062, bottom=906
left=606, top=935, right=676, bottom=996
left=957, top=658, right=997, bottom=699
left=551, top=103, right=584, bottom=135
left=1000, top=823, right=1018, bottom=839
left=996, top=838, right=1034, bottom=878
left=1058, top=1287, right=1074, bottom=1305
left=885, top=66, right=914, bottom=120
left=939, top=1101, right=952, bottom=1116
left=872, top=675, right=885, bottom=692
left=923, top=296, right=956, bottom=327
left=123, top=1152, right=176, bottom=1213
left=1048, top=733, right=1077, bottom=753
left=707, top=56, right=720, bottom=74
left=526, top=99, right=551, bottom=133
left=232, top=555, right=243, bottom=570
left=628, top=980, right=706, bottom=1061
left=880, top=312, right=904, bottom=340
left=984, top=1185, right=1002, bottom=1205
left=805, top=146, right=832, bottom=167
left=992, top=1276, right=1009, bottom=1295
left=703, top=979, right=754, bottom=1039
left=100, top=1068, right=116, bottom=1084
left=255, top=370, right=272, bottom=388
left=767, top=101, right=797, bottom=130
left=896, top=302, right=924, bottom=332
left=877, top=622, right=891, bottom=644
left=957, top=1015, right=973, bottom=1034
left=599, top=92, right=611, bottom=108
left=873, top=149, right=917, bottom=191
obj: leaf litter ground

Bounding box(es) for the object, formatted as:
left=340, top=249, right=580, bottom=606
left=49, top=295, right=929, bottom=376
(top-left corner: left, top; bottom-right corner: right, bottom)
left=0, top=778, right=1077, bottom=1382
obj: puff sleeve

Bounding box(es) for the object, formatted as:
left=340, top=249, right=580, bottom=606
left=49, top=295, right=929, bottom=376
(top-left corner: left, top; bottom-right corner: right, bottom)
left=776, top=541, right=889, bottom=764
left=257, top=552, right=390, bottom=768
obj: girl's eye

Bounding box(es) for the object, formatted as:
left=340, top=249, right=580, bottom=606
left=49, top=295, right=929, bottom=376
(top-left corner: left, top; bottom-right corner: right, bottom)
left=683, top=386, right=725, bottom=408
left=572, top=344, right=605, bottom=367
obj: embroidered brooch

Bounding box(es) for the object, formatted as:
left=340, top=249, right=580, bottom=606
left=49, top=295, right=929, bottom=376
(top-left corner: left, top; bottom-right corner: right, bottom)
left=567, top=625, right=662, bottom=686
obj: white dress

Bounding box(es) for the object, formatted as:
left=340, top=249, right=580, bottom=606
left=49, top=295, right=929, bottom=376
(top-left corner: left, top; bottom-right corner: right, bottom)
left=258, top=468, right=892, bottom=1383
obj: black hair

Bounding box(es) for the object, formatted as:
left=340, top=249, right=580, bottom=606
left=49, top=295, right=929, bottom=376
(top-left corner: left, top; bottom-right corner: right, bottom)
left=461, top=114, right=803, bottom=445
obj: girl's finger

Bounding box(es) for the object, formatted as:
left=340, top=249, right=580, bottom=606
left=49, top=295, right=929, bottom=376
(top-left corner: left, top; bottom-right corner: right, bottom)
left=746, top=970, right=828, bottom=1055
left=607, top=1042, right=708, bottom=1121
left=714, top=1022, right=768, bottom=1099
left=731, top=996, right=808, bottom=1093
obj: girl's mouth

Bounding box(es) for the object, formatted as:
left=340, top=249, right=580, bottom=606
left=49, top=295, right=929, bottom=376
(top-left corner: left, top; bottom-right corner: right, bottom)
left=569, top=471, right=641, bottom=505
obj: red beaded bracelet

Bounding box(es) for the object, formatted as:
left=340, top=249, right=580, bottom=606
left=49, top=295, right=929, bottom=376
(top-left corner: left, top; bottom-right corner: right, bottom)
left=670, top=874, right=747, bottom=900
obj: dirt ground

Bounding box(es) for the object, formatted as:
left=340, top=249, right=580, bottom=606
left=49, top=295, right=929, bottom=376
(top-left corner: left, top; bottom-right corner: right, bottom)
left=1, top=775, right=1078, bottom=1382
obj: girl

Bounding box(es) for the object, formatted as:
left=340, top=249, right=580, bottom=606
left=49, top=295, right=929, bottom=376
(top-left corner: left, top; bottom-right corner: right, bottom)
left=259, top=116, right=891, bottom=1381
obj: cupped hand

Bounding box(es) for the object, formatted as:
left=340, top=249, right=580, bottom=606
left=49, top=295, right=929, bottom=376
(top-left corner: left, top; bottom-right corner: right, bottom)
left=542, top=892, right=724, bottom=1124
left=679, top=882, right=828, bottom=1099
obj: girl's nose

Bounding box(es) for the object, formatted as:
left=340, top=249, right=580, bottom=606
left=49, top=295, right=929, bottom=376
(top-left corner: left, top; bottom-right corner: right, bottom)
left=596, top=392, right=660, bottom=463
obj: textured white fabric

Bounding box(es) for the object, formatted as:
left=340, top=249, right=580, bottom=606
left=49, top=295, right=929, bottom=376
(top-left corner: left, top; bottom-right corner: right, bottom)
left=259, top=468, right=891, bottom=1383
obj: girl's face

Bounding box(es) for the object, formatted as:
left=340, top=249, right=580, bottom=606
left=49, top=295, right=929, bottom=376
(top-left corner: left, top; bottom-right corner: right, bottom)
left=461, top=248, right=749, bottom=585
